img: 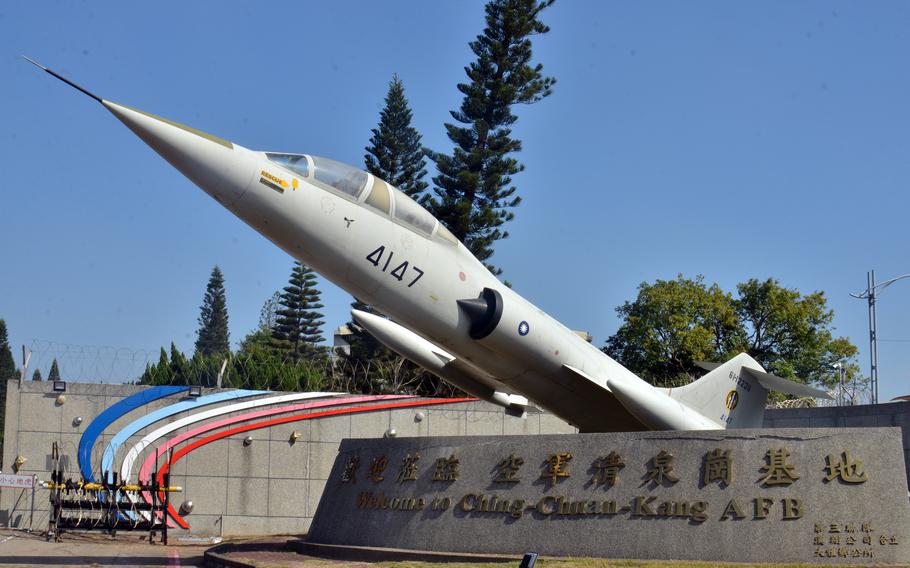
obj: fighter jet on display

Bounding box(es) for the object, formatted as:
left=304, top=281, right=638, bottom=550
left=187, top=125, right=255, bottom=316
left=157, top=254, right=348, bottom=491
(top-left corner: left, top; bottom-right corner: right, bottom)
left=26, top=59, right=831, bottom=432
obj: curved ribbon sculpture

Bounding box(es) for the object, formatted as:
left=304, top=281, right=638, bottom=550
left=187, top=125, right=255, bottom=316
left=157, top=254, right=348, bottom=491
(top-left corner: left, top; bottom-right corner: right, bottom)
left=78, top=385, right=189, bottom=481
left=137, top=394, right=411, bottom=522
left=118, top=391, right=339, bottom=520
left=157, top=397, right=475, bottom=528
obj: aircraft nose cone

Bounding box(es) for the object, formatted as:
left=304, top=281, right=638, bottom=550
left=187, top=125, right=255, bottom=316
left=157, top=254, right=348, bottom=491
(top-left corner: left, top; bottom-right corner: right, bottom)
left=103, top=101, right=254, bottom=206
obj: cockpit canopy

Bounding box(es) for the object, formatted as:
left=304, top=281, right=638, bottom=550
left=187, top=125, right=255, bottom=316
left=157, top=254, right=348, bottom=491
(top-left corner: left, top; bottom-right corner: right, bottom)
left=266, top=152, right=457, bottom=245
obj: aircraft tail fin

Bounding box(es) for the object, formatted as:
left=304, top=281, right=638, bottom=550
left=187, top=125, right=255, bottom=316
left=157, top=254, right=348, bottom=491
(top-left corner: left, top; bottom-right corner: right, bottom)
left=666, top=353, right=832, bottom=428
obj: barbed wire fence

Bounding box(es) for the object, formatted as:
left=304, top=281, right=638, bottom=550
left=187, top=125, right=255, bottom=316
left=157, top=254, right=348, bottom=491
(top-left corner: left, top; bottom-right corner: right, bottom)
left=18, top=339, right=869, bottom=405
left=22, top=340, right=157, bottom=384
left=17, top=339, right=460, bottom=397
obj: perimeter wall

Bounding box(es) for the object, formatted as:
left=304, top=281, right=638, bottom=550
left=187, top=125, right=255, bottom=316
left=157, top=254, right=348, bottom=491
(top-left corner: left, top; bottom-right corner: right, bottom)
left=1, top=380, right=907, bottom=537
left=0, top=380, right=576, bottom=536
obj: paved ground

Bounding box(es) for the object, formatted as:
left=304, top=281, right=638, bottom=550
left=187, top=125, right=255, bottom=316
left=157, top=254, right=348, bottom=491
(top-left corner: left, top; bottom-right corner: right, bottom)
left=216, top=549, right=372, bottom=568
left=0, top=529, right=211, bottom=567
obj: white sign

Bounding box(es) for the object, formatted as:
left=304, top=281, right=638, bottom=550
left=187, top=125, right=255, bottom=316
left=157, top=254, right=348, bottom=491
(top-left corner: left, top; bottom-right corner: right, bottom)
left=0, top=473, right=36, bottom=489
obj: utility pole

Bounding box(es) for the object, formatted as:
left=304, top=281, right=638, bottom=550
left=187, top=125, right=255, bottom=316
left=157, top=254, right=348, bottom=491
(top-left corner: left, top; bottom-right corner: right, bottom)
left=851, top=270, right=910, bottom=405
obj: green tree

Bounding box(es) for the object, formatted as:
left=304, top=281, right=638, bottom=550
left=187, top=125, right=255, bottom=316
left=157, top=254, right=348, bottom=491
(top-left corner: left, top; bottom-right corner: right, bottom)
left=0, top=320, right=15, bottom=383
left=0, top=320, right=16, bottom=443
left=169, top=343, right=191, bottom=383
left=138, top=347, right=172, bottom=385
left=31, top=369, right=42, bottom=381
left=48, top=358, right=61, bottom=381
left=272, top=262, right=325, bottom=360
left=604, top=275, right=744, bottom=386
left=236, top=291, right=283, bottom=355
left=195, top=266, right=230, bottom=357
left=735, top=278, right=859, bottom=386
left=426, top=0, right=555, bottom=275
left=0, top=319, right=19, bottom=446
left=365, top=74, right=428, bottom=198
left=604, top=275, right=859, bottom=390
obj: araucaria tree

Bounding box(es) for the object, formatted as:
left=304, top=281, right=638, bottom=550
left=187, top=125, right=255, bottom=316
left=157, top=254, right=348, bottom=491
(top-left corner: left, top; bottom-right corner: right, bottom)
left=349, top=75, right=429, bottom=362
left=272, top=262, right=325, bottom=360
left=365, top=74, right=428, bottom=198
left=426, top=0, right=556, bottom=275
left=195, top=266, right=230, bottom=357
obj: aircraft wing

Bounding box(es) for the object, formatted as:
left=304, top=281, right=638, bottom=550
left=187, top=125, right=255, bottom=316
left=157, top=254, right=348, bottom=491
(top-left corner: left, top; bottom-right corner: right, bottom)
left=536, top=364, right=647, bottom=433
left=740, top=368, right=833, bottom=399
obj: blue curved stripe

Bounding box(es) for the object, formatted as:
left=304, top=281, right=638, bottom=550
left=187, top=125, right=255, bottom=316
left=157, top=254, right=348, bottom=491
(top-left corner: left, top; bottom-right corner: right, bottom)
left=101, top=389, right=266, bottom=483
left=79, top=386, right=189, bottom=481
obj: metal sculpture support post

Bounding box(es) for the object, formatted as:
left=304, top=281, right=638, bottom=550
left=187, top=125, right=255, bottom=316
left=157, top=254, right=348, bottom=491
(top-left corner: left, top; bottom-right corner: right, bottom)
left=44, top=443, right=180, bottom=543
left=851, top=270, right=910, bottom=404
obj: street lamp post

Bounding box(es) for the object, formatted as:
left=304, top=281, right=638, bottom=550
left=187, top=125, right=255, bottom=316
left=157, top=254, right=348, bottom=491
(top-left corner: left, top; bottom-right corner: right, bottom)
left=850, top=270, right=910, bottom=405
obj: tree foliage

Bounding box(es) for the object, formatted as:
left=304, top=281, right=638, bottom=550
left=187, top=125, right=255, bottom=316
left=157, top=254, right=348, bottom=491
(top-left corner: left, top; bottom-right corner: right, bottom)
left=364, top=75, right=428, bottom=198
left=137, top=343, right=324, bottom=392
left=272, top=262, right=325, bottom=360
left=0, top=319, right=14, bottom=449
left=604, top=275, right=859, bottom=389
left=195, top=266, right=230, bottom=357
left=426, top=0, right=555, bottom=275
left=0, top=320, right=16, bottom=383
left=604, top=275, right=742, bottom=387
left=48, top=358, right=61, bottom=381
left=31, top=369, right=42, bottom=381
left=734, top=278, right=858, bottom=386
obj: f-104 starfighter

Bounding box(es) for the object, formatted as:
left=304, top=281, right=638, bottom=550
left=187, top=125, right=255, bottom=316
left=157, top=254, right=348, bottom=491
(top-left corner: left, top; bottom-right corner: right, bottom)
left=26, top=58, right=830, bottom=432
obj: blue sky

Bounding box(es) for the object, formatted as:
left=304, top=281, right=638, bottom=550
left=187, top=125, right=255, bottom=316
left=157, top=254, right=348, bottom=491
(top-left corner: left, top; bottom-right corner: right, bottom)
left=1, top=1, right=907, bottom=401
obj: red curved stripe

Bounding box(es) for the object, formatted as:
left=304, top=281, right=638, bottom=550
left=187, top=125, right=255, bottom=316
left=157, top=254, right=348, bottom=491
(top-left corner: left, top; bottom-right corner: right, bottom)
left=159, top=397, right=475, bottom=528
left=139, top=394, right=409, bottom=524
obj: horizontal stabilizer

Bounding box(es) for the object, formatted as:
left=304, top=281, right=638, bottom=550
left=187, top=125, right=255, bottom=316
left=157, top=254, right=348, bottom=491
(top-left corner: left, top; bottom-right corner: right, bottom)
left=740, top=368, right=833, bottom=400
left=695, top=361, right=722, bottom=371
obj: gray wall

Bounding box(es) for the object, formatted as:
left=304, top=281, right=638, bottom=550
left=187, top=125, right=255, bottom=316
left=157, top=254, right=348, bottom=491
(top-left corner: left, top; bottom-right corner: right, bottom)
left=764, top=400, right=910, bottom=490
left=3, top=380, right=907, bottom=537
left=0, top=380, right=576, bottom=536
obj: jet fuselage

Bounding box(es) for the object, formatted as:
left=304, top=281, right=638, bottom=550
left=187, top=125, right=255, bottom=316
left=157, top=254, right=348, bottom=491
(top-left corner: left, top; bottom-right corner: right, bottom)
left=30, top=60, right=828, bottom=433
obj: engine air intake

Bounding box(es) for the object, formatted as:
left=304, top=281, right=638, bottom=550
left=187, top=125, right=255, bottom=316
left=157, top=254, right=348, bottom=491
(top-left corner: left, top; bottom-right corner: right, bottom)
left=457, top=287, right=503, bottom=340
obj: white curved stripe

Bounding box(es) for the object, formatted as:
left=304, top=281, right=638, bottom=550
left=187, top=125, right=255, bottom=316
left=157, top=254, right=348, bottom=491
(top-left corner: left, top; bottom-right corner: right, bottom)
left=119, top=391, right=338, bottom=519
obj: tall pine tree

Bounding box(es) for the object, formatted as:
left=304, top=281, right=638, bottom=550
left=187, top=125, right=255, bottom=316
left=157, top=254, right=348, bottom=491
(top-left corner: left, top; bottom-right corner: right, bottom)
left=364, top=74, right=428, bottom=198
left=272, top=262, right=325, bottom=360
left=426, top=0, right=555, bottom=275
left=31, top=369, right=43, bottom=381
left=195, top=266, right=230, bottom=357
left=349, top=75, right=430, bottom=361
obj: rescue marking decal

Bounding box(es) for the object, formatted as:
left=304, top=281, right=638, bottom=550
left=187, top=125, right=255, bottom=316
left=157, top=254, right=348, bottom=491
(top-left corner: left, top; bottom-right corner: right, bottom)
left=366, top=245, right=424, bottom=287
left=260, top=170, right=288, bottom=193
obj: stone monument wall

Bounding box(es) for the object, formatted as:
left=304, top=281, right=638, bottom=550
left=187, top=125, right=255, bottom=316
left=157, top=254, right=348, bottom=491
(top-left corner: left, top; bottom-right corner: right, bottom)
left=764, top=400, right=910, bottom=489
left=309, top=429, right=910, bottom=564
